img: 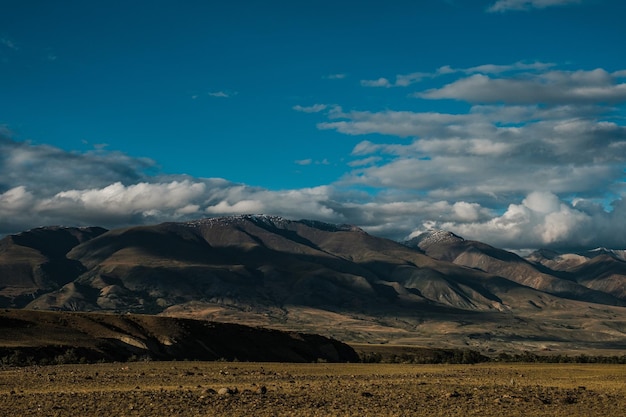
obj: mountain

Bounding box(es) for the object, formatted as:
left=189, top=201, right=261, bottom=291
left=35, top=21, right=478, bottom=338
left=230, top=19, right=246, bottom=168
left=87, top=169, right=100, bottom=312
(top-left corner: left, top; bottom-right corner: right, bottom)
left=1, top=216, right=626, bottom=355
left=0, top=309, right=358, bottom=363
left=23, top=215, right=513, bottom=314
left=525, top=249, right=590, bottom=270
left=404, top=230, right=625, bottom=306
left=526, top=248, right=626, bottom=300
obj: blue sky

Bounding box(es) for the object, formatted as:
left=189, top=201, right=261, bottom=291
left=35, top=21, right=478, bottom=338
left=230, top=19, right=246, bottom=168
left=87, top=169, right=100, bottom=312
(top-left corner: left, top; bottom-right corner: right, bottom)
left=1, top=0, right=626, bottom=250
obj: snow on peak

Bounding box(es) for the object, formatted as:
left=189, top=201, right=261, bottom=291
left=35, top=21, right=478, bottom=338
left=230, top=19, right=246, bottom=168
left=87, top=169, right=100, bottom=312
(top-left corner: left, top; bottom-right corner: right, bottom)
left=181, top=214, right=288, bottom=228
left=404, top=229, right=464, bottom=250
left=178, top=215, right=362, bottom=233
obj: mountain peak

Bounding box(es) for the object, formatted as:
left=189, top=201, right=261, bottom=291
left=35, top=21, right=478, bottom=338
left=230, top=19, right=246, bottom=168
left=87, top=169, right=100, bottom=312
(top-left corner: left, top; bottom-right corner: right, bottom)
left=404, top=229, right=464, bottom=251
left=179, top=215, right=363, bottom=233
left=180, top=214, right=287, bottom=229
left=580, top=247, right=626, bottom=262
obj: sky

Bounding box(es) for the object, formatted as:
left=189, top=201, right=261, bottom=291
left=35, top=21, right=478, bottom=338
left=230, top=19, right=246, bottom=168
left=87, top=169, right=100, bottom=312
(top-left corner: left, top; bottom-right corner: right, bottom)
left=1, top=0, right=626, bottom=250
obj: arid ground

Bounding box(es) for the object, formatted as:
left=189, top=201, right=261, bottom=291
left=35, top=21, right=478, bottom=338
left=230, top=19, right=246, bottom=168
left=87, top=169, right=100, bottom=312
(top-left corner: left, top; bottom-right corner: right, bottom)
left=1, top=361, right=624, bottom=416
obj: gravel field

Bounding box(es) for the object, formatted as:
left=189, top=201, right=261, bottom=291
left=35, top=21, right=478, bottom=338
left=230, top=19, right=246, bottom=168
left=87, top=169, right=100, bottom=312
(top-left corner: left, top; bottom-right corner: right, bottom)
left=0, top=362, right=624, bottom=416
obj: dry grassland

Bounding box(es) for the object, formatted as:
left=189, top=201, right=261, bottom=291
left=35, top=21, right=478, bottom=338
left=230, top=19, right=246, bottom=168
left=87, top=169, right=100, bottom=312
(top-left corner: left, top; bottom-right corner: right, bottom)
left=0, top=361, right=624, bottom=416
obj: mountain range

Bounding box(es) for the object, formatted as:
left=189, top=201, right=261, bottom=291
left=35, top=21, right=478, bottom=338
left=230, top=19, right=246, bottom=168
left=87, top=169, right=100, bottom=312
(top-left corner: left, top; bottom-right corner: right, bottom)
left=1, top=215, right=625, bottom=355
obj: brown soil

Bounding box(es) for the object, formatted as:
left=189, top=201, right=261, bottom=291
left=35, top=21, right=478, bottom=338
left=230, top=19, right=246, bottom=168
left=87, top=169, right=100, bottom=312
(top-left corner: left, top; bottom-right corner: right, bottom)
left=1, top=362, right=624, bottom=416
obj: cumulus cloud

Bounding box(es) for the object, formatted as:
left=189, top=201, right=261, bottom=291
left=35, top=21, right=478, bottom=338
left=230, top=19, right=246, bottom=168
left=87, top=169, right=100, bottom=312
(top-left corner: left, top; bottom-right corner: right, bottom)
left=415, top=191, right=626, bottom=250
left=487, top=0, right=581, bottom=13
left=418, top=69, right=626, bottom=104
left=42, top=181, right=207, bottom=217
left=0, top=186, right=34, bottom=213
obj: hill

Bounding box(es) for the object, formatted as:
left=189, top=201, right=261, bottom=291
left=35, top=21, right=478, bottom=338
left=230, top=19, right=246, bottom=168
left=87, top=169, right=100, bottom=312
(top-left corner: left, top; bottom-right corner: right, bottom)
left=0, top=309, right=358, bottom=364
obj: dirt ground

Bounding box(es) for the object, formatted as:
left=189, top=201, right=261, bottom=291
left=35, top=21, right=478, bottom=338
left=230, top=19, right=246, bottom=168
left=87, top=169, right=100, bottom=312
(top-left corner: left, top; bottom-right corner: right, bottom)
left=0, top=361, right=624, bottom=416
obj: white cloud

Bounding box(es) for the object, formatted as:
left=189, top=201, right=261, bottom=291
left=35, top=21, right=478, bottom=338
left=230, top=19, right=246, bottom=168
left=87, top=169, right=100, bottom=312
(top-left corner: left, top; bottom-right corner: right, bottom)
left=463, top=61, right=555, bottom=74
left=423, top=191, right=618, bottom=250
left=205, top=199, right=265, bottom=214
left=487, top=0, right=581, bottom=13
left=347, top=156, right=382, bottom=167
left=319, top=65, right=626, bottom=226
left=360, top=77, right=392, bottom=88
left=320, top=109, right=474, bottom=138
left=418, top=69, right=626, bottom=104
left=176, top=204, right=201, bottom=215
left=325, top=73, right=347, bottom=79
left=293, top=104, right=328, bottom=113
left=0, top=133, right=353, bottom=234
left=395, top=72, right=428, bottom=87
left=361, top=72, right=429, bottom=88
left=452, top=201, right=483, bottom=222
left=361, top=62, right=554, bottom=90
left=47, top=181, right=206, bottom=213
left=295, top=158, right=330, bottom=166
left=0, top=186, right=34, bottom=213
left=208, top=91, right=236, bottom=98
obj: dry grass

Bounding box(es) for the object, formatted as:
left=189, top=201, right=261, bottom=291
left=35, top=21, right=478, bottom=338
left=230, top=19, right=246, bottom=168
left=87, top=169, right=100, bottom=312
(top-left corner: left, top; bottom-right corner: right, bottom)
left=0, top=362, right=624, bottom=416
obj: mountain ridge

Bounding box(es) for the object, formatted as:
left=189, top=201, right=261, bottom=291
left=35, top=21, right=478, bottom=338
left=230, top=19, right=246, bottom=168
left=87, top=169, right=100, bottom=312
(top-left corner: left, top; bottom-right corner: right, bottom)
left=2, top=217, right=626, bottom=354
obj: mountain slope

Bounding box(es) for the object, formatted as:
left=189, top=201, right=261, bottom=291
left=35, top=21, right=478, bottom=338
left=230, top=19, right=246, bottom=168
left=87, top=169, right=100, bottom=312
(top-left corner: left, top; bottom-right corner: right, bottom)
left=0, top=226, right=106, bottom=307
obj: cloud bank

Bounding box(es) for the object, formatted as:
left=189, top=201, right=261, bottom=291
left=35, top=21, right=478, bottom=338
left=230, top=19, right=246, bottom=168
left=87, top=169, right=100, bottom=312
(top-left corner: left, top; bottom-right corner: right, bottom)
left=2, top=61, right=626, bottom=251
